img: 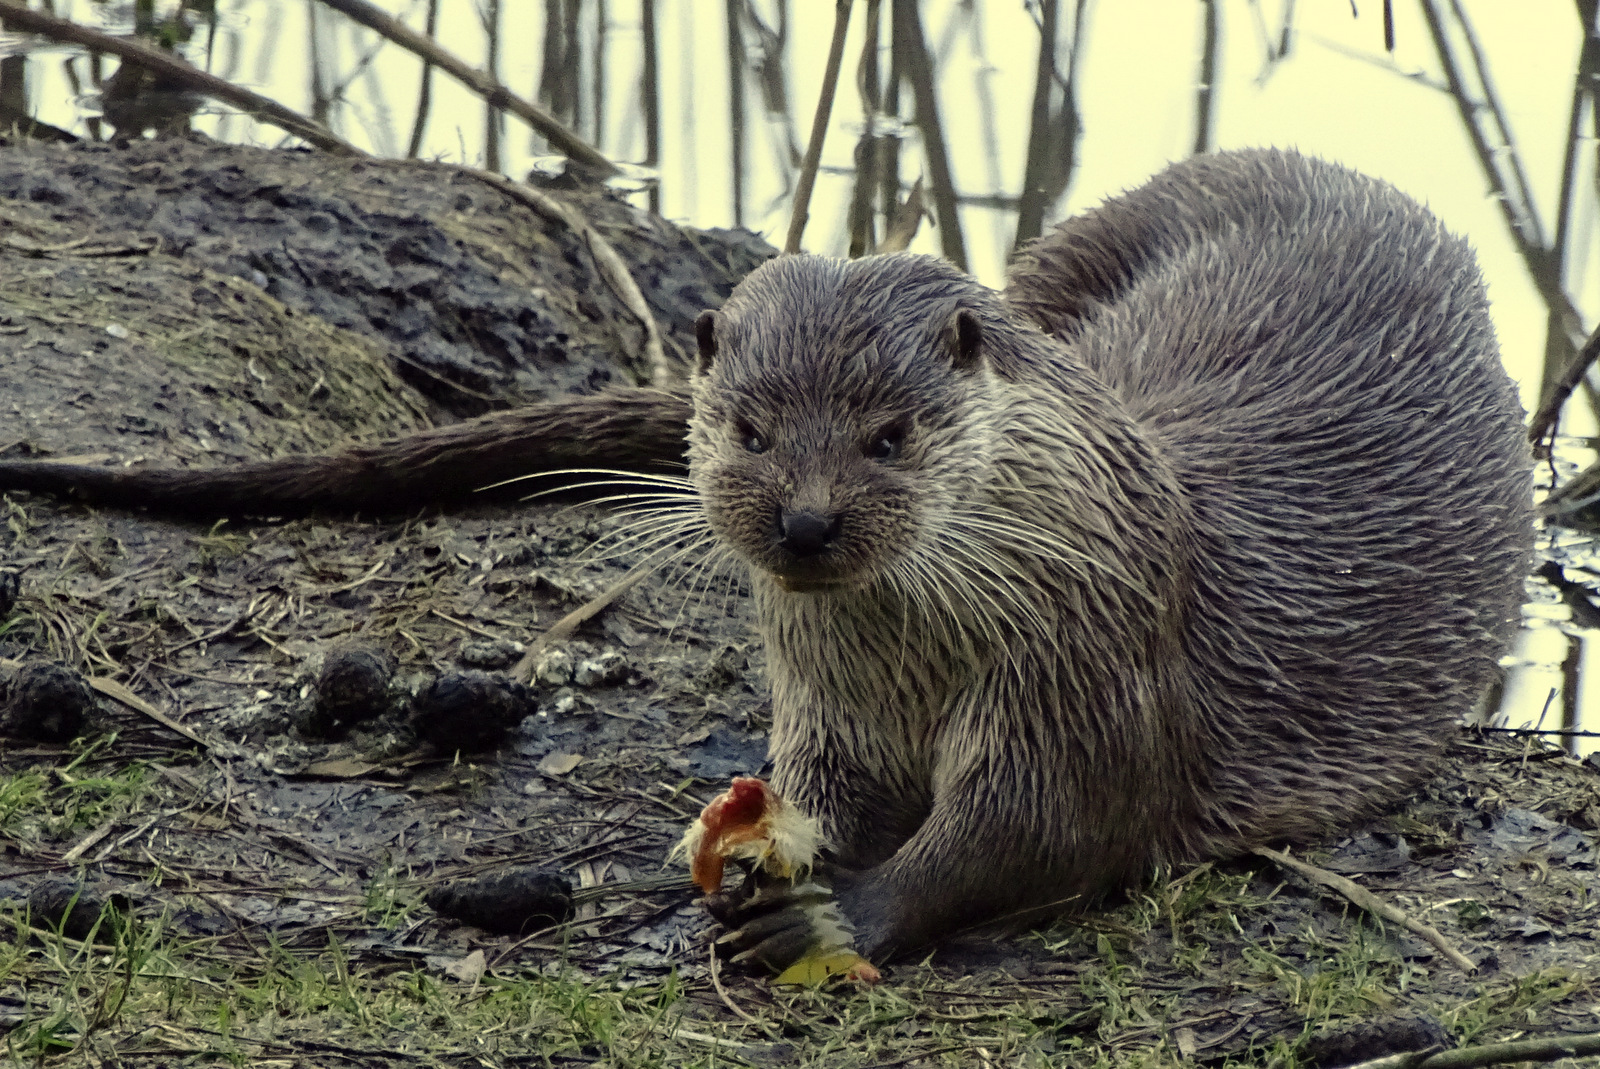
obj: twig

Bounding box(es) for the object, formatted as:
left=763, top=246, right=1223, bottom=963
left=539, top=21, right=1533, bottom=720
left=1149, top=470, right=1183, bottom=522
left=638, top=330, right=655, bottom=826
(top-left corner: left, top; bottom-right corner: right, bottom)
left=1479, top=724, right=1600, bottom=739
left=893, top=0, right=967, bottom=269
left=1532, top=17, right=1600, bottom=434
left=1333, top=1031, right=1600, bottom=1069
left=1526, top=319, right=1600, bottom=447
left=878, top=1, right=905, bottom=240
left=784, top=0, right=854, bottom=254
left=726, top=0, right=747, bottom=228
left=403, top=0, right=439, bottom=158
left=709, top=943, right=775, bottom=1032
left=1445, top=0, right=1543, bottom=253
left=459, top=169, right=668, bottom=381
left=87, top=675, right=214, bottom=752
left=427, top=609, right=505, bottom=643
left=1548, top=9, right=1592, bottom=286
left=481, top=0, right=502, bottom=173
left=963, top=0, right=1005, bottom=258
left=1251, top=845, right=1476, bottom=975
left=1193, top=0, right=1219, bottom=154
left=592, top=0, right=607, bottom=149
left=1418, top=0, right=1585, bottom=358
left=1014, top=0, right=1060, bottom=247
left=0, top=6, right=357, bottom=154
left=61, top=819, right=118, bottom=864
left=641, top=0, right=661, bottom=214
left=877, top=176, right=926, bottom=252
left=313, top=0, right=616, bottom=175
left=845, top=0, right=882, bottom=257
left=509, top=568, right=650, bottom=684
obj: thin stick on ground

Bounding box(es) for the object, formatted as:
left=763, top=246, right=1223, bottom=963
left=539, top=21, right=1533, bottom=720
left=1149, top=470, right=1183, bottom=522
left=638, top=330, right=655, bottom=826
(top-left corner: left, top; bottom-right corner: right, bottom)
left=0, top=6, right=357, bottom=154
left=784, top=0, right=854, bottom=254
left=1334, top=1031, right=1600, bottom=1069
left=92, top=673, right=216, bottom=752
left=314, top=0, right=616, bottom=175
left=510, top=568, right=651, bottom=685
left=708, top=944, right=776, bottom=1033
left=1252, top=845, right=1476, bottom=975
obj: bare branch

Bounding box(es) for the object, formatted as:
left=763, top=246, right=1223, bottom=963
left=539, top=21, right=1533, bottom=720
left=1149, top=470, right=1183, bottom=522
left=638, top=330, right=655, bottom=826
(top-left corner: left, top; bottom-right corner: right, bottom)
left=1527, top=319, right=1600, bottom=447
left=1014, top=0, right=1059, bottom=247
left=727, top=0, right=747, bottom=227
left=404, top=0, right=440, bottom=159
left=846, top=0, right=882, bottom=257
left=641, top=0, right=660, bottom=213
left=892, top=0, right=967, bottom=269
left=1193, top=0, right=1219, bottom=154
left=785, top=0, right=854, bottom=254
left=1419, top=0, right=1583, bottom=353
left=314, top=0, right=616, bottom=175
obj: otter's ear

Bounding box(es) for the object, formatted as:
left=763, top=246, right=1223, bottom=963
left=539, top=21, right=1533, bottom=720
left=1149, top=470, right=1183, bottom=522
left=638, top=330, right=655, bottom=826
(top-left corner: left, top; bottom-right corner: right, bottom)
left=695, top=311, right=718, bottom=375
left=941, top=308, right=984, bottom=373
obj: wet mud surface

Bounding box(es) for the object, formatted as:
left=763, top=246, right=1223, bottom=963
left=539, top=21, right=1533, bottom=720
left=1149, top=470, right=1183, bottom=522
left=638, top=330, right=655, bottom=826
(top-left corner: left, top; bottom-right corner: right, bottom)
left=0, top=138, right=1597, bottom=1066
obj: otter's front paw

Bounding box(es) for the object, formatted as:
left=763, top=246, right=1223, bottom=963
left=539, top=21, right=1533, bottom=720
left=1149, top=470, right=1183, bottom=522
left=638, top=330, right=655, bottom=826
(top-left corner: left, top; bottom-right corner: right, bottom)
left=704, top=866, right=878, bottom=981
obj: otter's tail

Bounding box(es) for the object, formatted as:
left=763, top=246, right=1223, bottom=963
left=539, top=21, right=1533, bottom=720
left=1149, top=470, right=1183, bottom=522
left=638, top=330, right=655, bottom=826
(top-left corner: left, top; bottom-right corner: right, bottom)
left=0, top=386, right=693, bottom=518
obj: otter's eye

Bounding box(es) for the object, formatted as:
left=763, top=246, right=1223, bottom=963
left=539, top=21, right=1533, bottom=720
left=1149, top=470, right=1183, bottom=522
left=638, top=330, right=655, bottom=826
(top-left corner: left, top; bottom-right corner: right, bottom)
left=866, top=422, right=905, bottom=462
left=736, top=420, right=765, bottom=454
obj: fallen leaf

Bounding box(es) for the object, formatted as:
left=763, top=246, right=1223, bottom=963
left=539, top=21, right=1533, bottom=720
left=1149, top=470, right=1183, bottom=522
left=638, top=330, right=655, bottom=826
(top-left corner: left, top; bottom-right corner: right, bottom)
left=539, top=752, right=583, bottom=775
left=300, top=758, right=383, bottom=779
left=774, top=949, right=880, bottom=986
left=429, top=949, right=486, bottom=984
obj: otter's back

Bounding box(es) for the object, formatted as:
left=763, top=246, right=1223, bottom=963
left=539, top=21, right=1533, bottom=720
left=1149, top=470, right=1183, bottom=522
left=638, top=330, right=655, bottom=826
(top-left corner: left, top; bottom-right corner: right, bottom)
left=1007, top=149, right=1532, bottom=846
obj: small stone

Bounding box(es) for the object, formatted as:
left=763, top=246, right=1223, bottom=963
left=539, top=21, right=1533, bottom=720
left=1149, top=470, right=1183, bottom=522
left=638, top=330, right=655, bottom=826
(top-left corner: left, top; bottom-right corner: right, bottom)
left=534, top=647, right=573, bottom=686
left=574, top=649, right=628, bottom=687
left=457, top=638, right=524, bottom=670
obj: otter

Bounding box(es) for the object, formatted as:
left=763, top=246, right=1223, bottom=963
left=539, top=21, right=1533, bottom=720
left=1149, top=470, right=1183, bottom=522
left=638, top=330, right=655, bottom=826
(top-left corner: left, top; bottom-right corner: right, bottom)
left=0, top=149, right=1533, bottom=963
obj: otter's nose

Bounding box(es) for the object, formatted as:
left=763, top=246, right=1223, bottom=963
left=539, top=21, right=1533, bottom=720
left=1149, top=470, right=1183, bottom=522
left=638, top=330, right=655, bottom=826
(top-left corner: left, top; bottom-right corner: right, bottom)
left=777, top=509, right=840, bottom=558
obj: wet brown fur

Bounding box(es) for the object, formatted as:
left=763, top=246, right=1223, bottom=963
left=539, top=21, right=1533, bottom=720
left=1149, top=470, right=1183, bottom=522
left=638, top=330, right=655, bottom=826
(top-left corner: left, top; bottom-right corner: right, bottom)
left=0, top=149, right=1533, bottom=959
left=686, top=149, right=1530, bottom=957
left=0, top=387, right=692, bottom=516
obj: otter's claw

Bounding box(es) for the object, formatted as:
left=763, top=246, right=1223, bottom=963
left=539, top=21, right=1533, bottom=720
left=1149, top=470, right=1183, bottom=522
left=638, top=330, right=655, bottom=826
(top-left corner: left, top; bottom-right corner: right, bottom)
left=713, top=878, right=838, bottom=970
left=703, top=867, right=877, bottom=981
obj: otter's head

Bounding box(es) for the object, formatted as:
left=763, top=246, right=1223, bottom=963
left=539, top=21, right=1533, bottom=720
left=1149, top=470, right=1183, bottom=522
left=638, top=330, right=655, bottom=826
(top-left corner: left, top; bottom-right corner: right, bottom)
left=687, top=254, right=1002, bottom=593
